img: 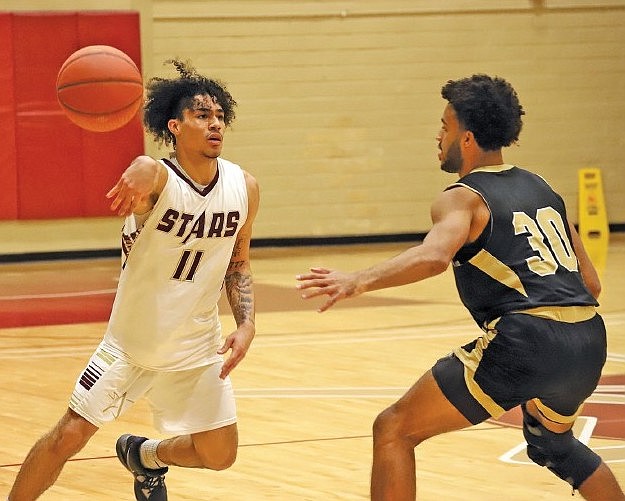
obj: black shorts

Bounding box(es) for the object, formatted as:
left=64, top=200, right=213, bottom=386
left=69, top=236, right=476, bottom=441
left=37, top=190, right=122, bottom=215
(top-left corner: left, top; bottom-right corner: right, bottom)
left=432, top=308, right=607, bottom=425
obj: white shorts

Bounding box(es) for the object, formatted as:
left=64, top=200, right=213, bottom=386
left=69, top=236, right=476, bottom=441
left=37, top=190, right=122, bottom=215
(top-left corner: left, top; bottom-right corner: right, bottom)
left=69, top=344, right=237, bottom=435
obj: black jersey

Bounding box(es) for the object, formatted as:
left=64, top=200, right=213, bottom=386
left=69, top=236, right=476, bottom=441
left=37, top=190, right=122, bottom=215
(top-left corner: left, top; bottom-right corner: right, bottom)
left=449, top=165, right=598, bottom=327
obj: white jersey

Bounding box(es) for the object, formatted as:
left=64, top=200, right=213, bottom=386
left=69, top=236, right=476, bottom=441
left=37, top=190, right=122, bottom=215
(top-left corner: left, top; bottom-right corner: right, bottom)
left=103, top=157, right=248, bottom=370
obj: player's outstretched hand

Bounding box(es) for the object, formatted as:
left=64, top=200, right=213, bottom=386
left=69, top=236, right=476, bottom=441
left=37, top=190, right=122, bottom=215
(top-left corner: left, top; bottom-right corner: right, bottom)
left=296, top=267, right=361, bottom=312
left=107, top=156, right=159, bottom=216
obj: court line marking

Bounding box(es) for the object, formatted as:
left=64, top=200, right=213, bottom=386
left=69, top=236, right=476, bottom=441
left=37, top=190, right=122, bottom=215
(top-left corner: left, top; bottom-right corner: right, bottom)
left=0, top=323, right=476, bottom=359
left=0, top=435, right=373, bottom=469
left=0, top=319, right=623, bottom=362
left=0, top=289, right=117, bottom=301
left=500, top=416, right=599, bottom=465
left=499, top=416, right=625, bottom=465
left=0, top=283, right=624, bottom=320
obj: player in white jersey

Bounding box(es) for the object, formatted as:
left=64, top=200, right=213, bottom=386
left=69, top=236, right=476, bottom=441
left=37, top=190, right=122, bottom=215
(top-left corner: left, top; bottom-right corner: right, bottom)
left=8, top=60, right=259, bottom=501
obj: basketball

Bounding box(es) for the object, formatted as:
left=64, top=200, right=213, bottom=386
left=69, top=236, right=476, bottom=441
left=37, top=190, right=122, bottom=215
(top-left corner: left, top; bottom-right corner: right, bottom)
left=56, top=45, right=143, bottom=132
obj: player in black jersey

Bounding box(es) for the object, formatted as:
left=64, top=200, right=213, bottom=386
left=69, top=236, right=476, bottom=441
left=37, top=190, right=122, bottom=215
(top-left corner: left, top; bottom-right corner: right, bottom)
left=297, top=74, right=623, bottom=500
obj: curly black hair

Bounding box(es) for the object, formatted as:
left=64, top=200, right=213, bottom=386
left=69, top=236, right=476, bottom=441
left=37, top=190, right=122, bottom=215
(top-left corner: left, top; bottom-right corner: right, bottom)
left=441, top=74, right=524, bottom=151
left=143, top=59, right=237, bottom=147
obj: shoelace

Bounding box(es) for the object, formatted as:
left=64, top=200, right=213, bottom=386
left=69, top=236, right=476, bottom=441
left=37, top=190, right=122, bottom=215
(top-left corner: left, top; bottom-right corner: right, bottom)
left=136, top=474, right=165, bottom=492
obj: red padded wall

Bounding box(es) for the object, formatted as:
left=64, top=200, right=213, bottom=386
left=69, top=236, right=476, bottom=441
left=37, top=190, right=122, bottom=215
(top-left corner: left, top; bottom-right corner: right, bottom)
left=12, top=13, right=84, bottom=218
left=0, top=14, right=18, bottom=219
left=3, top=11, right=143, bottom=220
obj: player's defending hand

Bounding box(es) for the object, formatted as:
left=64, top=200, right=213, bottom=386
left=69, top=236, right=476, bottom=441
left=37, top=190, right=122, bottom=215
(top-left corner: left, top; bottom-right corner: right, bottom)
left=296, top=267, right=362, bottom=312
left=107, top=155, right=161, bottom=216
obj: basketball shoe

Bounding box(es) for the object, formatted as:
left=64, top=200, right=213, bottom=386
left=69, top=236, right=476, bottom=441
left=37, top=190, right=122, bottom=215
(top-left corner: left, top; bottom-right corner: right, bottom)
left=116, top=434, right=169, bottom=501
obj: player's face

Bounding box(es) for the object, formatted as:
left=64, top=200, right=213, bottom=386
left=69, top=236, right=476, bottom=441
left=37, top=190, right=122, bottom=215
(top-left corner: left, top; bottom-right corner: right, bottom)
left=437, top=104, right=463, bottom=174
left=174, top=94, right=225, bottom=159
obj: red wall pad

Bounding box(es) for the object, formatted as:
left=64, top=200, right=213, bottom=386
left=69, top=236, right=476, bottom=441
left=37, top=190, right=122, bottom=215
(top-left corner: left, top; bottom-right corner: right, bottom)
left=12, top=12, right=84, bottom=219
left=7, top=11, right=143, bottom=220
left=0, top=14, right=18, bottom=219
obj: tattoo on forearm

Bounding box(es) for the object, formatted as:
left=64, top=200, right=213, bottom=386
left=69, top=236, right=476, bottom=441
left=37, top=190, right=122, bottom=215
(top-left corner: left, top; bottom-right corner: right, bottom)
left=225, top=268, right=254, bottom=327
left=231, top=239, right=244, bottom=260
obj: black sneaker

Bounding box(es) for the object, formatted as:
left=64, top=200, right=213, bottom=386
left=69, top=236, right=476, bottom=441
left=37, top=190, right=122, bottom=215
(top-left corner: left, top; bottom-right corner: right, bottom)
left=116, top=434, right=169, bottom=501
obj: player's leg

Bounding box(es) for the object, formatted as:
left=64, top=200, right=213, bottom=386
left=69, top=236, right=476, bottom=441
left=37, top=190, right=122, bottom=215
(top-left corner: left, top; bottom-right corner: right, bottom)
left=521, top=313, right=623, bottom=499
left=578, top=463, right=625, bottom=500
left=9, top=343, right=145, bottom=500
left=371, top=368, right=473, bottom=501
left=116, top=362, right=237, bottom=500
left=153, top=423, right=238, bottom=470
left=118, top=360, right=238, bottom=472
left=8, top=409, right=98, bottom=501
left=116, top=423, right=237, bottom=501
left=523, top=400, right=624, bottom=500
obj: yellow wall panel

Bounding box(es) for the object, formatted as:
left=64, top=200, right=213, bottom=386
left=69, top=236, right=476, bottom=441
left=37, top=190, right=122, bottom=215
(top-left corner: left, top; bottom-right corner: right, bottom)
left=146, top=3, right=625, bottom=239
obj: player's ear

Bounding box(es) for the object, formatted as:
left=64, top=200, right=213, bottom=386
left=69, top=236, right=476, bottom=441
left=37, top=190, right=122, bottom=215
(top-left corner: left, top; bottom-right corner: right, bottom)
left=462, top=130, right=475, bottom=148
left=167, top=118, right=180, bottom=136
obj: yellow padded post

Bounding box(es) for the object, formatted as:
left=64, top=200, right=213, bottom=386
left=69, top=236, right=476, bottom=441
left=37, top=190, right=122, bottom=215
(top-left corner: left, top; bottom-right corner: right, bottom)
left=578, top=167, right=609, bottom=277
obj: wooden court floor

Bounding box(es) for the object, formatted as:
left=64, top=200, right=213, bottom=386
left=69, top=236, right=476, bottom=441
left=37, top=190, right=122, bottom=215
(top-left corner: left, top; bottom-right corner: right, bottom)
left=0, top=237, right=623, bottom=500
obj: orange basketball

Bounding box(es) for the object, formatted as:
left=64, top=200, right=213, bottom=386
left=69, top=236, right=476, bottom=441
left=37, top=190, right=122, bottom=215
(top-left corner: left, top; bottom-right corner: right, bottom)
left=56, top=45, right=143, bottom=132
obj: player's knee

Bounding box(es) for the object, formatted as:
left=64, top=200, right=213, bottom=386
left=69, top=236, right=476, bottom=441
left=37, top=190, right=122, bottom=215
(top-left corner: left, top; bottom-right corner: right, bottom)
left=209, top=450, right=237, bottom=471
left=195, top=443, right=237, bottom=470
left=522, top=407, right=601, bottom=489
left=48, top=422, right=91, bottom=459
left=46, top=410, right=96, bottom=459
left=192, top=424, right=238, bottom=470
left=373, top=406, right=396, bottom=439
left=372, top=406, right=421, bottom=449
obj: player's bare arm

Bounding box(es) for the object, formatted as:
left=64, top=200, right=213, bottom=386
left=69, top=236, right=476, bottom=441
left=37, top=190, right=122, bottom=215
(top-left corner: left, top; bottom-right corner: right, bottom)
left=568, top=220, right=601, bottom=299
left=218, top=171, right=260, bottom=378
left=107, top=155, right=168, bottom=216
left=296, top=186, right=486, bottom=312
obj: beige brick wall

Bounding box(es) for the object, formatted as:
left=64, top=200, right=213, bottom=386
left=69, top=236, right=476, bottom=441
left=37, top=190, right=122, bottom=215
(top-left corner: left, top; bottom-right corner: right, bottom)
left=1, top=0, right=624, bottom=252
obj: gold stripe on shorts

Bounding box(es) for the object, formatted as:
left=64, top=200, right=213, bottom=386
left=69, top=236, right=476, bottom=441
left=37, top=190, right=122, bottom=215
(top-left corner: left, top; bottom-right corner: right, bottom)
left=453, top=324, right=506, bottom=419
left=514, top=305, right=596, bottom=323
